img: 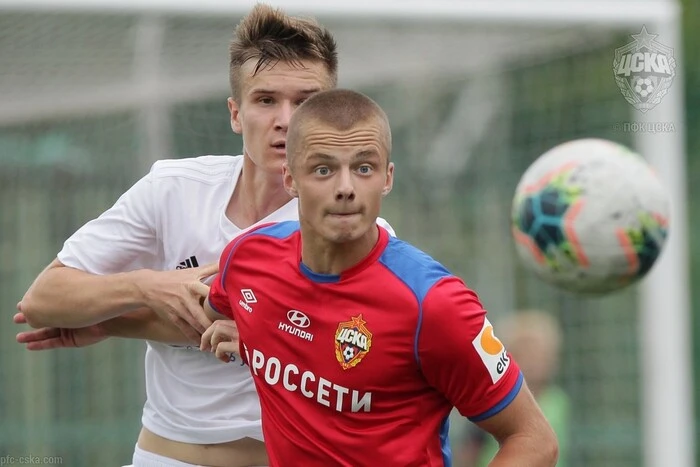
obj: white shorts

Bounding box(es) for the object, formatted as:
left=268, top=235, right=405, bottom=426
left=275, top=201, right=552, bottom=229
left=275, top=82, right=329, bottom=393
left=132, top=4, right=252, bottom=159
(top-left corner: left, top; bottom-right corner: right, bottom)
left=125, top=445, right=201, bottom=467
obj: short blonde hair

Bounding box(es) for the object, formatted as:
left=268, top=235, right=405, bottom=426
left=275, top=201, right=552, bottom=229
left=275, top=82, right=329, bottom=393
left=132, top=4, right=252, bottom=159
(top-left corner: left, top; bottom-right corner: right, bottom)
left=286, top=89, right=392, bottom=167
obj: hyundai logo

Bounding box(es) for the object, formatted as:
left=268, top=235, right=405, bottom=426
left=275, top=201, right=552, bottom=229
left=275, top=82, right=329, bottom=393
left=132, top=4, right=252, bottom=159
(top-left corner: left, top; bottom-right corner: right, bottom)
left=287, top=310, right=311, bottom=328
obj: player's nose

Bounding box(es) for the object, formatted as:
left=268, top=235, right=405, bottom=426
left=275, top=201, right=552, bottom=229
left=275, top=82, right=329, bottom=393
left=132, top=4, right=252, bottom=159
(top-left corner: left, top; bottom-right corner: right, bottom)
left=334, top=168, right=356, bottom=201
left=274, top=101, right=294, bottom=131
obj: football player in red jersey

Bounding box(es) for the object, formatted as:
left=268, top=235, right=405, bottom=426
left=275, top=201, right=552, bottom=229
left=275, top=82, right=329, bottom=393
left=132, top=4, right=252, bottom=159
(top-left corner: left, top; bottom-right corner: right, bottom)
left=203, top=89, right=558, bottom=467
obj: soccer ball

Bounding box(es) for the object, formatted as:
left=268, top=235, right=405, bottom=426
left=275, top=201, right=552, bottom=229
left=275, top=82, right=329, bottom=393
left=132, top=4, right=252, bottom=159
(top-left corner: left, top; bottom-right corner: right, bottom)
left=511, top=138, right=670, bottom=295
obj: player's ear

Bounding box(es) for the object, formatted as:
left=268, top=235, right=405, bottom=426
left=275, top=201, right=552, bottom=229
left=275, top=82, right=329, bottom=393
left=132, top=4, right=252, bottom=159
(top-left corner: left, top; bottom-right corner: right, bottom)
left=382, top=162, right=395, bottom=197
left=283, top=162, right=299, bottom=198
left=228, top=97, right=243, bottom=134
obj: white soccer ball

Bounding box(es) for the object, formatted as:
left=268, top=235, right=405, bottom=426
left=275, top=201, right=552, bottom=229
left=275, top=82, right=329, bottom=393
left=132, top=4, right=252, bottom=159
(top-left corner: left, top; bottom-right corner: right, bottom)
left=511, top=138, right=670, bottom=295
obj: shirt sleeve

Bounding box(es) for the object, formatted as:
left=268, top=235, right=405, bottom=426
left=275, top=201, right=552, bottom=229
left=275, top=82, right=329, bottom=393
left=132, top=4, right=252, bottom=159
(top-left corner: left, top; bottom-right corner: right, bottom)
left=207, top=238, right=237, bottom=320
left=208, top=222, right=280, bottom=320
left=57, top=166, right=158, bottom=274
left=417, top=276, right=523, bottom=421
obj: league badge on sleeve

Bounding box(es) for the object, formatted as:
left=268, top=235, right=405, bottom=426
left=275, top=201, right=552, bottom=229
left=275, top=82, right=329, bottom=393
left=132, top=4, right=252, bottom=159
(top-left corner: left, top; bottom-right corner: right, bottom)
left=335, top=315, right=373, bottom=370
left=472, top=318, right=511, bottom=384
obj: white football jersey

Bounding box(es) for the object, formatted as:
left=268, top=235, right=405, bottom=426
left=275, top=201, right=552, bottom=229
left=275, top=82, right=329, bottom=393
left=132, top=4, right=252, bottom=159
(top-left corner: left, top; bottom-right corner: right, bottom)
left=57, top=155, right=396, bottom=444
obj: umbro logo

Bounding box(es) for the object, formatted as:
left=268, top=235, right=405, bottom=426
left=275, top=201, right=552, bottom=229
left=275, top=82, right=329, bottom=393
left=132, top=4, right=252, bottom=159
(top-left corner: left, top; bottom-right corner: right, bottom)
left=176, top=255, right=199, bottom=269
left=238, top=288, right=257, bottom=313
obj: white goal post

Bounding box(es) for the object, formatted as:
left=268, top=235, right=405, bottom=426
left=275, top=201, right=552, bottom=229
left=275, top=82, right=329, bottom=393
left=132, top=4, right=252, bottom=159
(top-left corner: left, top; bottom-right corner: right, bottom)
left=0, top=1, right=692, bottom=466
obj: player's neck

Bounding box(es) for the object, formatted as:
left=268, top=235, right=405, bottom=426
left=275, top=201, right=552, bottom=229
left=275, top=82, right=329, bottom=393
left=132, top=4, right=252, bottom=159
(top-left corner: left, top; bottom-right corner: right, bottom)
left=225, top=157, right=291, bottom=229
left=299, top=224, right=379, bottom=276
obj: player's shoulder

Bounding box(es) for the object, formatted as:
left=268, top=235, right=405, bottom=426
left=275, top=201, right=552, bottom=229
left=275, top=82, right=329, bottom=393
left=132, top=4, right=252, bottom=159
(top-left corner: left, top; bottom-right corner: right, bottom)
left=149, top=155, right=241, bottom=184
left=378, top=237, right=456, bottom=303
left=244, top=221, right=300, bottom=242
left=230, top=221, right=300, bottom=252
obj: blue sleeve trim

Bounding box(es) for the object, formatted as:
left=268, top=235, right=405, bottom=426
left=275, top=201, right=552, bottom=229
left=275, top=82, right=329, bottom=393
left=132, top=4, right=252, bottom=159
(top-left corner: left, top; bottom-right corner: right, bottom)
left=378, top=238, right=452, bottom=304
left=413, top=305, right=425, bottom=369
left=207, top=298, right=226, bottom=317
left=439, top=416, right=453, bottom=467
left=468, top=371, right=524, bottom=422
left=219, top=240, right=241, bottom=290
left=378, top=238, right=453, bottom=372
left=254, top=220, right=299, bottom=239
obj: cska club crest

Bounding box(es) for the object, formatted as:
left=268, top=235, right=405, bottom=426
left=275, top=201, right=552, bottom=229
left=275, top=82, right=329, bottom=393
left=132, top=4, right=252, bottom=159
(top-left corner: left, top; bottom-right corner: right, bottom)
left=613, top=26, right=676, bottom=113
left=334, top=314, right=372, bottom=370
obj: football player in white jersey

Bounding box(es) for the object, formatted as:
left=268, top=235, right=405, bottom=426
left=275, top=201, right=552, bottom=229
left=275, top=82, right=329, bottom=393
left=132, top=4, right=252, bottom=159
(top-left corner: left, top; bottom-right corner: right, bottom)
left=16, top=4, right=393, bottom=467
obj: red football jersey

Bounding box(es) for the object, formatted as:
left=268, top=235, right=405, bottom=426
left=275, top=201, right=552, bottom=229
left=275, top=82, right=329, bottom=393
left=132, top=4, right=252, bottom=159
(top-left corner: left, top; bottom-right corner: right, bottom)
left=209, top=221, right=522, bottom=466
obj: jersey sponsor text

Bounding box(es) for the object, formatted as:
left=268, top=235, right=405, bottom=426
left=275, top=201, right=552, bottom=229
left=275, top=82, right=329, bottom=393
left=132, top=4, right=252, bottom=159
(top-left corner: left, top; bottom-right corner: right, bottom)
left=278, top=322, right=314, bottom=341
left=244, top=345, right=371, bottom=413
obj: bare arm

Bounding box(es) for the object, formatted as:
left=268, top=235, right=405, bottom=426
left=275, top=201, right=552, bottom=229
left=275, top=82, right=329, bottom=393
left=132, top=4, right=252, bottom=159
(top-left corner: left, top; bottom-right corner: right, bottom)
left=20, top=259, right=217, bottom=334
left=101, top=298, right=217, bottom=344
left=100, top=308, right=195, bottom=344
left=15, top=307, right=196, bottom=350
left=21, top=259, right=143, bottom=328
left=476, top=383, right=559, bottom=467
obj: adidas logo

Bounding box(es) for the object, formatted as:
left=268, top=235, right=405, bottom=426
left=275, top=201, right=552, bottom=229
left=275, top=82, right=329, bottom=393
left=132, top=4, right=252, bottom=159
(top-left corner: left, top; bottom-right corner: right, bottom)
left=176, top=255, right=200, bottom=269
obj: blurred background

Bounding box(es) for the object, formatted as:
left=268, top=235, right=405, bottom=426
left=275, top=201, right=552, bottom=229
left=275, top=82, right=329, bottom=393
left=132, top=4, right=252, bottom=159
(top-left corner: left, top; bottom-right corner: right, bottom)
left=0, top=0, right=697, bottom=466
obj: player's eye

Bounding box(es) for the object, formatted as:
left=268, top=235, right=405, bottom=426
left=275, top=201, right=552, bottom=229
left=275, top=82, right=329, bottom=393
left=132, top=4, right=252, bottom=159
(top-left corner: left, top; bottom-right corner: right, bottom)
left=357, top=165, right=373, bottom=175
left=315, top=166, right=331, bottom=176
left=258, top=97, right=274, bottom=105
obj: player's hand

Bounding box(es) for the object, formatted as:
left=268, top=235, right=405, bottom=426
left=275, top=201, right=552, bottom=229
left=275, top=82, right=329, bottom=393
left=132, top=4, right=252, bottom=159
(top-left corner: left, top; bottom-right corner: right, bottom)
left=200, top=320, right=240, bottom=363
left=134, top=262, right=218, bottom=337
left=14, top=312, right=108, bottom=350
